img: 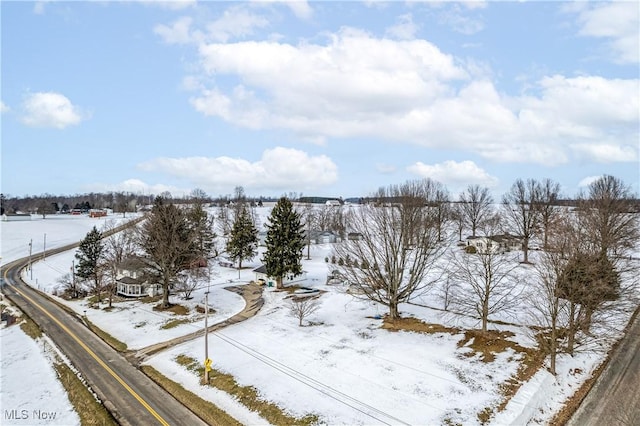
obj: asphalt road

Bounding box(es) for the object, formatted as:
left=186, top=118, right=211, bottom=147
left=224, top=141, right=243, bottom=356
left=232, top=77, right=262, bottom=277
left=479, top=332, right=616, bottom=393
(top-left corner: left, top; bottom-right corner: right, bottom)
left=1, top=219, right=208, bottom=426
left=567, top=310, right=640, bottom=426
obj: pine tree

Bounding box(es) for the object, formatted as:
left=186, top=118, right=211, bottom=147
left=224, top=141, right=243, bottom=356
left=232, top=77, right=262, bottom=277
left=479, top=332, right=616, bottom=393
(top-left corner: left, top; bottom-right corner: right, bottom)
left=226, top=205, right=258, bottom=271
left=75, top=226, right=104, bottom=301
left=188, top=201, right=217, bottom=261
left=263, top=197, right=305, bottom=289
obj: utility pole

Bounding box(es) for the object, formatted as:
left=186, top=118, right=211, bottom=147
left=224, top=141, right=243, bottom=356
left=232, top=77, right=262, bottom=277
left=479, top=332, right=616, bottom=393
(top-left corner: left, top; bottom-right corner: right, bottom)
left=204, top=291, right=210, bottom=383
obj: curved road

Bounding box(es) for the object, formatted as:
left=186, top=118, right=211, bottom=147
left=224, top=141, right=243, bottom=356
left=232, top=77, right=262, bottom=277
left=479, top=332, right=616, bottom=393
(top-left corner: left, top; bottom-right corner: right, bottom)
left=567, top=309, right=640, bottom=426
left=1, top=221, right=208, bottom=426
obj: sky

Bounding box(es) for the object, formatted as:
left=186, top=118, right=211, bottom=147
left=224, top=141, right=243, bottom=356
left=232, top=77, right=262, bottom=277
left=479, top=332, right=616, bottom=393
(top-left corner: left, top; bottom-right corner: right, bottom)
left=1, top=0, right=639, bottom=200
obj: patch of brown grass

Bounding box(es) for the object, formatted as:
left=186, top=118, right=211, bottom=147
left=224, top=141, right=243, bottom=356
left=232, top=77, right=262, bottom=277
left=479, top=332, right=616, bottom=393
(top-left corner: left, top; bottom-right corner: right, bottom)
left=382, top=316, right=460, bottom=334
left=175, top=355, right=320, bottom=425
left=140, top=295, right=162, bottom=304
left=141, top=365, right=241, bottom=426
left=153, top=303, right=189, bottom=315
left=53, top=362, right=117, bottom=425
left=457, top=329, right=517, bottom=363
left=19, top=315, right=42, bottom=339
left=160, top=318, right=191, bottom=330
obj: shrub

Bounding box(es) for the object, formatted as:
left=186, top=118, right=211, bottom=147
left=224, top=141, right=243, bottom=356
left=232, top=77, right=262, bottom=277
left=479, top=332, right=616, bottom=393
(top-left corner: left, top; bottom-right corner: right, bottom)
left=465, top=245, right=477, bottom=254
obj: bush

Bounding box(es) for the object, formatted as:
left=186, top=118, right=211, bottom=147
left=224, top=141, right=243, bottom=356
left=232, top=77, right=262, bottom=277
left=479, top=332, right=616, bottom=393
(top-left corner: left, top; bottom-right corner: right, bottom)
left=465, top=245, right=477, bottom=254
left=324, top=257, right=329, bottom=263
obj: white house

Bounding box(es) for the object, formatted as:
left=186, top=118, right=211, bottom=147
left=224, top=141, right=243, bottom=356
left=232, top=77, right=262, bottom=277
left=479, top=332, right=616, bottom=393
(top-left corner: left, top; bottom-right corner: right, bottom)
left=115, top=257, right=162, bottom=297
left=252, top=265, right=307, bottom=287
left=466, top=234, right=522, bottom=254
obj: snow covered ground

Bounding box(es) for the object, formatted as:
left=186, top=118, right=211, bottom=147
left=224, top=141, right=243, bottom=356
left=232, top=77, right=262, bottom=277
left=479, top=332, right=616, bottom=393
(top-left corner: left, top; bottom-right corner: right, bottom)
left=1, top=214, right=135, bottom=426
left=1, top=210, right=637, bottom=425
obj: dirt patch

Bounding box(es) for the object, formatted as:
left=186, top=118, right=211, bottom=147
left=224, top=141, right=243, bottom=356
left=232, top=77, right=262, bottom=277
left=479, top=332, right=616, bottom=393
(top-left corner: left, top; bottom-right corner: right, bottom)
left=457, top=330, right=517, bottom=363
left=382, top=316, right=460, bottom=334
left=153, top=303, right=189, bottom=316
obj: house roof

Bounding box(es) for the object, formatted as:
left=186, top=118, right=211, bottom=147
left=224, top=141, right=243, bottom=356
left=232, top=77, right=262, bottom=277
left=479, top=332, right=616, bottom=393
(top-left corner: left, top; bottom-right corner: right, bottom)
left=117, top=256, right=148, bottom=270
left=117, top=276, right=144, bottom=285
left=253, top=265, right=268, bottom=274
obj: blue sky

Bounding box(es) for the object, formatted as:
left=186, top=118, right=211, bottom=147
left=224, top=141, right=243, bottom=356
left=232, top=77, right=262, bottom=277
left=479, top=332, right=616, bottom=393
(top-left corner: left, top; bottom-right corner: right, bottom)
left=1, top=1, right=638, bottom=200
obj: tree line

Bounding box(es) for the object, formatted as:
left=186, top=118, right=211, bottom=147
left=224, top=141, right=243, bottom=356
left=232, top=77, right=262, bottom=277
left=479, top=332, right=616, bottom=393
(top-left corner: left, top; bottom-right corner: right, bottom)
left=69, top=189, right=306, bottom=310
left=63, top=175, right=638, bottom=375
left=331, top=175, right=639, bottom=375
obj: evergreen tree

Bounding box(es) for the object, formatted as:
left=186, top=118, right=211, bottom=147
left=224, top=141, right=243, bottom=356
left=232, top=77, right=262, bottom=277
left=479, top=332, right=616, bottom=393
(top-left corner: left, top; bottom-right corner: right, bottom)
left=75, top=226, right=104, bottom=301
left=263, top=197, right=305, bottom=289
left=188, top=201, right=217, bottom=261
left=226, top=205, right=258, bottom=271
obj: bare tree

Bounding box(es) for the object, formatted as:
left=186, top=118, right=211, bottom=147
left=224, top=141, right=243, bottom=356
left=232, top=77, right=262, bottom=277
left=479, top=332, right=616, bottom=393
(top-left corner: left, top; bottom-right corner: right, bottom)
left=316, top=203, right=345, bottom=239
left=538, top=178, right=561, bottom=250
left=449, top=216, right=521, bottom=331
left=433, top=183, right=451, bottom=242
left=57, top=272, right=85, bottom=299
left=451, top=203, right=465, bottom=242
left=528, top=214, right=576, bottom=374
left=577, top=175, right=639, bottom=258
left=102, top=223, right=137, bottom=308
left=436, top=276, right=454, bottom=311
left=459, top=184, right=494, bottom=237
left=175, top=268, right=205, bottom=300
left=138, top=196, right=197, bottom=308
left=502, top=178, right=541, bottom=263
left=288, top=296, right=321, bottom=326
left=299, top=203, right=317, bottom=260
left=333, top=179, right=446, bottom=320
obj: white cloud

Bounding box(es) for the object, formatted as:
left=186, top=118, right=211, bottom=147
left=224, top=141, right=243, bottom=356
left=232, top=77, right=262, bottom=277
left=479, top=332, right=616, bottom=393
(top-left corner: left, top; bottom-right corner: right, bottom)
left=139, top=0, right=196, bottom=10
left=407, top=160, right=498, bottom=188
left=1, top=101, right=10, bottom=113
left=570, top=143, right=638, bottom=163
left=438, top=4, right=485, bottom=35
left=571, top=2, right=639, bottom=64
left=137, top=147, right=338, bottom=192
left=183, top=28, right=637, bottom=167
left=21, top=92, right=86, bottom=129
left=206, top=6, right=270, bottom=43
left=154, top=17, right=198, bottom=45
left=155, top=6, right=270, bottom=45
left=578, top=175, right=603, bottom=188
left=284, top=1, right=313, bottom=20
left=385, top=14, right=419, bottom=40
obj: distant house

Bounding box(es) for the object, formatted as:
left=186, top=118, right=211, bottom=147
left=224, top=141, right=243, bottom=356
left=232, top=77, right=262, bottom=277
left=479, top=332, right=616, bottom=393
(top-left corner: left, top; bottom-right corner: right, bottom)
left=89, top=209, right=107, bottom=218
left=252, top=265, right=307, bottom=287
left=307, top=230, right=340, bottom=244
left=2, top=213, right=32, bottom=222
left=466, top=234, right=522, bottom=254
left=116, top=257, right=162, bottom=298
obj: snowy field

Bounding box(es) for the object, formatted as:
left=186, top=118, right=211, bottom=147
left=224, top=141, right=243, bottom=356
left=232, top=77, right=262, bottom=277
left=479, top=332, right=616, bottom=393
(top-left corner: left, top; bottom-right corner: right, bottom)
left=1, top=210, right=637, bottom=425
